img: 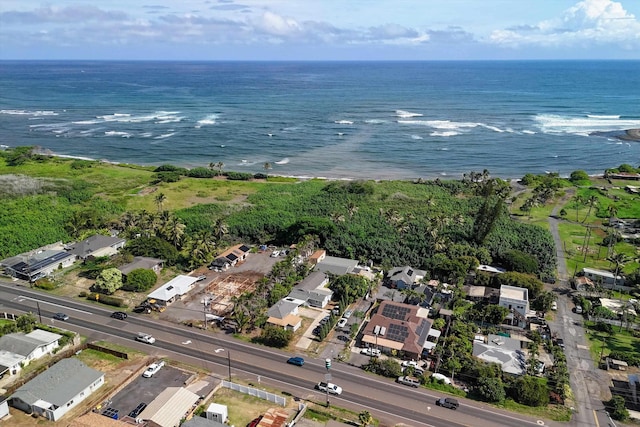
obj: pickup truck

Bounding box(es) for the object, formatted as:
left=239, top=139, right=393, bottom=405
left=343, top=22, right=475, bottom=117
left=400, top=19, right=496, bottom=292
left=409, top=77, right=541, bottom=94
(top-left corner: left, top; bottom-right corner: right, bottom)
left=136, top=333, right=156, bottom=344
left=142, top=361, right=165, bottom=378
left=315, top=382, right=343, bottom=395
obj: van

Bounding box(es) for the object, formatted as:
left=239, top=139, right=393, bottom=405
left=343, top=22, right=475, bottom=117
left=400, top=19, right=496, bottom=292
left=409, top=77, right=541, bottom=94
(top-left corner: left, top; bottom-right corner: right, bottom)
left=436, top=397, right=459, bottom=410
left=397, top=376, right=420, bottom=388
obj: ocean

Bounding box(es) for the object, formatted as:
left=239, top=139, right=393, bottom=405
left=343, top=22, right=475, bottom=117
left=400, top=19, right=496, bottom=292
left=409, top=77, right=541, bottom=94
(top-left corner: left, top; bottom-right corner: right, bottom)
left=1, top=60, right=639, bottom=180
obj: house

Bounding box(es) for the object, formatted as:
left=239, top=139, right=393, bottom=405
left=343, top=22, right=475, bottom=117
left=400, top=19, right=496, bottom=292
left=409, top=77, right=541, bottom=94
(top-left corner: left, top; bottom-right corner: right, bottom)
left=573, top=275, right=594, bottom=292
left=1, top=249, right=76, bottom=282
left=182, top=417, right=227, bottom=427
left=66, top=234, right=126, bottom=260
left=463, top=285, right=500, bottom=303
left=499, top=285, right=529, bottom=327
left=287, top=271, right=333, bottom=308
left=314, top=255, right=359, bottom=276
left=386, top=266, right=426, bottom=290
left=361, top=301, right=441, bottom=360
left=308, top=250, right=326, bottom=265
left=138, top=387, right=200, bottom=427
left=599, top=298, right=637, bottom=317
left=581, top=267, right=626, bottom=290
left=266, top=297, right=304, bottom=331
left=0, top=329, right=62, bottom=376
left=473, top=334, right=526, bottom=376
left=216, top=244, right=251, bottom=267
left=607, top=172, right=640, bottom=181
left=256, top=408, right=289, bottom=427
left=209, top=257, right=231, bottom=272
left=0, top=396, right=8, bottom=420
left=147, top=275, right=198, bottom=305
left=118, top=256, right=164, bottom=279
left=411, top=280, right=453, bottom=307
left=9, top=358, right=104, bottom=421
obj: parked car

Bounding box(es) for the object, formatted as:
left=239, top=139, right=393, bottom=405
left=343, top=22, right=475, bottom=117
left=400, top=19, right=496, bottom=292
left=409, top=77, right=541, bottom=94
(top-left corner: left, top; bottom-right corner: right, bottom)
left=287, top=356, right=305, bottom=366
left=575, top=305, right=583, bottom=314
left=436, top=397, right=459, bottom=409
left=343, top=310, right=353, bottom=319
left=128, top=402, right=147, bottom=418
left=361, top=348, right=381, bottom=357
left=401, top=360, right=421, bottom=368
left=111, top=311, right=127, bottom=320
left=556, top=338, right=565, bottom=349
left=319, top=315, right=331, bottom=324
left=315, top=382, right=342, bottom=395
left=142, top=361, right=164, bottom=378
left=337, top=318, right=348, bottom=329
left=551, top=301, right=558, bottom=311
left=397, top=376, right=420, bottom=388
left=196, top=275, right=207, bottom=282
left=403, top=366, right=424, bottom=376
left=136, top=333, right=156, bottom=344
left=53, top=313, right=69, bottom=321
left=271, top=250, right=280, bottom=257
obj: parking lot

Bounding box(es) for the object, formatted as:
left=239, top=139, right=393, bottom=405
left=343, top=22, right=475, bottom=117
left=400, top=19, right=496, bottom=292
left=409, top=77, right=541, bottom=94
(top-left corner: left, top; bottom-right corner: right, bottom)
left=106, top=363, right=193, bottom=420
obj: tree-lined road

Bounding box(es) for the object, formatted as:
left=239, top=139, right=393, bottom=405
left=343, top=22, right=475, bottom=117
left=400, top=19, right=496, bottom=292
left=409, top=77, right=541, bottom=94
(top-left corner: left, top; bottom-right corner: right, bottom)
left=0, top=282, right=558, bottom=427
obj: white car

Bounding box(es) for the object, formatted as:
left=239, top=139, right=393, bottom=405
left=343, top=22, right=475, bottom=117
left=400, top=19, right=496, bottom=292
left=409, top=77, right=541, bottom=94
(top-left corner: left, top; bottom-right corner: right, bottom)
left=361, top=347, right=381, bottom=357
left=271, top=250, right=280, bottom=258
left=316, top=382, right=342, bottom=395
left=337, top=318, right=348, bottom=329
left=136, top=333, right=156, bottom=344
left=142, top=361, right=165, bottom=378
left=551, top=301, right=558, bottom=310
left=401, top=360, right=420, bottom=368
left=431, top=373, right=451, bottom=385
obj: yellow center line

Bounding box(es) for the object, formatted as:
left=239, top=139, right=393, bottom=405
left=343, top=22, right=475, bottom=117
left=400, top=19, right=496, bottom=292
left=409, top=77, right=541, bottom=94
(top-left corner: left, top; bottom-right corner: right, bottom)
left=593, top=409, right=601, bottom=427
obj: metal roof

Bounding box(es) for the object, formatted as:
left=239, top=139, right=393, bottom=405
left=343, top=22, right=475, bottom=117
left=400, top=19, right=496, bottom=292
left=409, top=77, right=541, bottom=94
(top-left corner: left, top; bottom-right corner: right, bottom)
left=138, top=387, right=200, bottom=427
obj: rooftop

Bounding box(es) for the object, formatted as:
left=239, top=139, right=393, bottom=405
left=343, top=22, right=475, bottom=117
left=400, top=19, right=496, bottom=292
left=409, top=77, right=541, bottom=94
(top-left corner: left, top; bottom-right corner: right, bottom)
left=500, top=285, right=528, bottom=302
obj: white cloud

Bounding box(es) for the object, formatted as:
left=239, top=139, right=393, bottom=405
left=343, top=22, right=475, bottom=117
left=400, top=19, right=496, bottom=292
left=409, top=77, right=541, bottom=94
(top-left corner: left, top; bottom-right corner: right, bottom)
left=489, top=0, right=640, bottom=48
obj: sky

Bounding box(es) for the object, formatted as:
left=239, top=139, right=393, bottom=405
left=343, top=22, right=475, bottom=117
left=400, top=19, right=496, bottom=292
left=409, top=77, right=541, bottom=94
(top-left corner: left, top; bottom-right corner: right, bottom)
left=1, top=0, right=639, bottom=60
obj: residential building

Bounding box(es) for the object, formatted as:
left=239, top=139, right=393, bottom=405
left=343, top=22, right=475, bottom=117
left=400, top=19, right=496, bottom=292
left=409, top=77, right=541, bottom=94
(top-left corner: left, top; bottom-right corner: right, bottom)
left=581, top=267, right=626, bottom=289
left=361, top=300, right=441, bottom=360
left=473, top=334, right=526, bottom=376
left=147, top=275, right=198, bottom=305
left=287, top=271, right=333, bottom=308
left=0, top=397, right=8, bottom=420
left=266, top=297, right=303, bottom=331
left=314, top=255, right=359, bottom=276
left=0, top=329, right=62, bottom=376
left=572, top=275, right=594, bottom=292
left=498, top=285, right=529, bottom=324
left=66, top=234, right=126, bottom=260
left=386, top=266, right=427, bottom=290
left=182, top=417, right=227, bottom=427
left=138, top=387, right=200, bottom=427
left=118, top=256, right=164, bottom=279
left=308, top=250, right=326, bottom=265
left=1, top=249, right=75, bottom=282
left=9, top=358, right=104, bottom=421
left=463, top=285, right=500, bottom=303
left=216, top=244, right=251, bottom=267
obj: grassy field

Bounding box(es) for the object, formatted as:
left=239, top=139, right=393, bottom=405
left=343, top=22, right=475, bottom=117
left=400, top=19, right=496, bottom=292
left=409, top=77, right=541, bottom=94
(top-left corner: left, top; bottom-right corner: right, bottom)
left=211, top=388, right=290, bottom=427
left=584, top=321, right=640, bottom=361
left=501, top=399, right=572, bottom=422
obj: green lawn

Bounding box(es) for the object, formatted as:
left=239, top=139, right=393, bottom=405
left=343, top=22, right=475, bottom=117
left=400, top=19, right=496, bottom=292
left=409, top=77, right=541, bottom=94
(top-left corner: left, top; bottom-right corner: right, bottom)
left=584, top=321, right=640, bottom=362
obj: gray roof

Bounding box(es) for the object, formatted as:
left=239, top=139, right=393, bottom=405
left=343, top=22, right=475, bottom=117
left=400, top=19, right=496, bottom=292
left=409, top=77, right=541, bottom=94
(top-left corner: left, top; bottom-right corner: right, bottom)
left=288, top=288, right=332, bottom=302
left=298, top=271, right=328, bottom=291
left=182, top=417, right=227, bottom=427
left=11, top=358, right=104, bottom=406
left=314, top=256, right=358, bottom=276
left=118, top=256, right=164, bottom=275
left=67, top=235, right=125, bottom=258
left=387, top=266, right=427, bottom=285
left=0, top=330, right=61, bottom=357
left=0, top=334, right=45, bottom=357
left=473, top=341, right=525, bottom=375
left=267, top=298, right=300, bottom=319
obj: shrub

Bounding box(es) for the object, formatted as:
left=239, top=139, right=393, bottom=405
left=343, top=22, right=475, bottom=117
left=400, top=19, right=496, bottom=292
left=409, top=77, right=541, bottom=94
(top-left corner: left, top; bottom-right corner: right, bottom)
left=86, top=292, right=126, bottom=307
left=252, top=326, right=293, bottom=348
left=33, top=279, right=56, bottom=290
left=225, top=171, right=253, bottom=181
left=122, top=268, right=157, bottom=292
left=187, top=167, right=216, bottom=178
left=70, top=159, right=94, bottom=170
left=152, top=171, right=181, bottom=183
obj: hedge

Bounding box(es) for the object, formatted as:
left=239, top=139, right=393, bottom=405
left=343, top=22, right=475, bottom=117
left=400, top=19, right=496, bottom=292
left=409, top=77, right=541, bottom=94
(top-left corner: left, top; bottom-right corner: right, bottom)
left=86, top=292, right=127, bottom=308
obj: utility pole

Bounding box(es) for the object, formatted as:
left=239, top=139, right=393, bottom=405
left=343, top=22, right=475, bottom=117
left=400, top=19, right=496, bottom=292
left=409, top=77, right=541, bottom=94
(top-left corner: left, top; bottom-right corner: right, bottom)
left=36, top=301, right=42, bottom=323
left=227, top=351, right=232, bottom=383
left=325, top=358, right=331, bottom=407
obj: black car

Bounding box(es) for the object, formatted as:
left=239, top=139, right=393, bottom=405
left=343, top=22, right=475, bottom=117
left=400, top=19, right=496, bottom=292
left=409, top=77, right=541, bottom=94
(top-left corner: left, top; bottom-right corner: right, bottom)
left=436, top=397, right=459, bottom=409
left=111, top=311, right=128, bottom=320
left=128, top=402, right=147, bottom=418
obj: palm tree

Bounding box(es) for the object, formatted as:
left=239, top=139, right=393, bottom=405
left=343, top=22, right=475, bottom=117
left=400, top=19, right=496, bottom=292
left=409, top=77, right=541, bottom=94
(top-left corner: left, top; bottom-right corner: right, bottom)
left=216, top=161, right=225, bottom=176
left=163, top=215, right=186, bottom=248
left=263, top=162, right=272, bottom=174
left=607, top=252, right=630, bottom=294
left=582, top=195, right=598, bottom=223
left=154, top=192, right=167, bottom=213
left=212, top=217, right=228, bottom=242
left=572, top=195, right=585, bottom=222
left=208, top=162, right=216, bottom=172
left=358, top=411, right=373, bottom=427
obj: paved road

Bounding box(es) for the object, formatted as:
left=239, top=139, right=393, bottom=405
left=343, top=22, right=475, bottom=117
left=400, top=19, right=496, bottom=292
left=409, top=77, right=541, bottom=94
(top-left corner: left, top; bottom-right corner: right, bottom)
left=1, top=282, right=559, bottom=427
left=547, top=196, right=612, bottom=427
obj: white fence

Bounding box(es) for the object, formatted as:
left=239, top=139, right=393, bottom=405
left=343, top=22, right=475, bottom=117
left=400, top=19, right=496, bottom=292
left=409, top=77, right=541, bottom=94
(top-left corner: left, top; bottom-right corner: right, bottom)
left=222, top=381, right=287, bottom=407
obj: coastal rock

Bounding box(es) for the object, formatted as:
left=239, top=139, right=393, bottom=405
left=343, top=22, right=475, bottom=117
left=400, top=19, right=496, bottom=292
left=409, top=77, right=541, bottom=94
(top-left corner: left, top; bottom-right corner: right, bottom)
left=590, top=128, right=640, bottom=142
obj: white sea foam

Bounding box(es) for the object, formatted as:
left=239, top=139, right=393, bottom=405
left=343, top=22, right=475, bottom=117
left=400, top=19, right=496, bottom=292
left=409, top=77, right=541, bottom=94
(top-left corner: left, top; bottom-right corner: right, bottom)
left=139, top=132, right=153, bottom=138
left=0, top=109, right=58, bottom=116
left=587, top=114, right=620, bottom=119
left=395, top=110, right=423, bottom=118
left=275, top=158, right=290, bottom=165
left=535, top=114, right=640, bottom=134
left=410, top=135, right=423, bottom=140
left=154, top=132, right=175, bottom=139
left=195, top=114, right=218, bottom=128
left=522, top=130, right=536, bottom=135
left=399, top=119, right=479, bottom=131
left=431, top=131, right=459, bottom=137
left=334, top=120, right=354, bottom=125
left=364, top=119, right=387, bottom=124
left=105, top=131, right=131, bottom=138
left=481, top=124, right=504, bottom=133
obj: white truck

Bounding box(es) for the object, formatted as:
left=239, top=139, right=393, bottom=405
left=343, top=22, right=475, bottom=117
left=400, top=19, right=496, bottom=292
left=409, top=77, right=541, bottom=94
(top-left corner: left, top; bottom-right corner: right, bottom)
left=315, top=382, right=343, bottom=395
left=142, top=360, right=165, bottom=378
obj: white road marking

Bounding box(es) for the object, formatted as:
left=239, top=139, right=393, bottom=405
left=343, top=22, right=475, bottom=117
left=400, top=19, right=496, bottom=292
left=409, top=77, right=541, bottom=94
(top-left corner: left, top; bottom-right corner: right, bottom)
left=17, top=296, right=93, bottom=315
left=182, top=340, right=192, bottom=345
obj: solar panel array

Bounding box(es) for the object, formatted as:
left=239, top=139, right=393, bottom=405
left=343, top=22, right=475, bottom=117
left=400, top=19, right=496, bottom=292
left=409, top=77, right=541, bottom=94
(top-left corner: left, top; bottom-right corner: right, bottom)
left=381, top=303, right=411, bottom=320
left=386, top=323, right=409, bottom=342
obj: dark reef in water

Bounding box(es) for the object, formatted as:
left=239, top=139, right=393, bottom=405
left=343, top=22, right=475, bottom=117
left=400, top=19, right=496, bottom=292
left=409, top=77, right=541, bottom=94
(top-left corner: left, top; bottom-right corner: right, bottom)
left=591, top=128, right=640, bottom=142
